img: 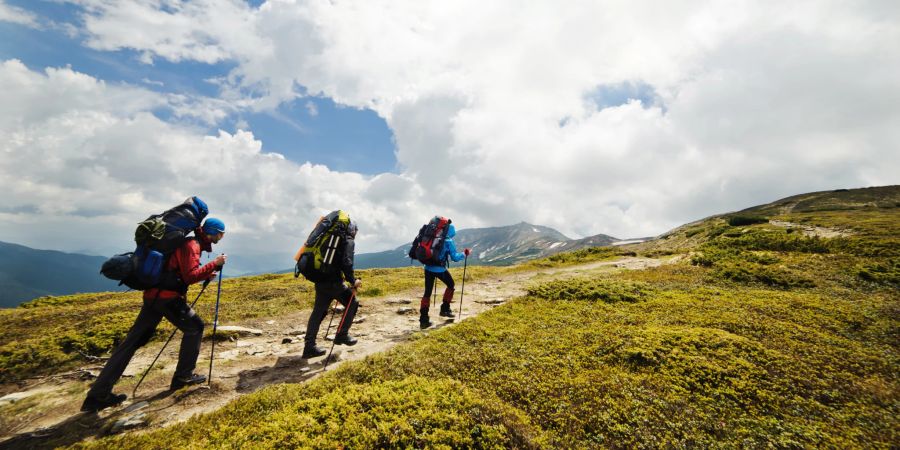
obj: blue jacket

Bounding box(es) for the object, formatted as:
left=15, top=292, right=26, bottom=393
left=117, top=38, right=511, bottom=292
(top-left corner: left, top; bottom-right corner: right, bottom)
left=425, top=224, right=465, bottom=273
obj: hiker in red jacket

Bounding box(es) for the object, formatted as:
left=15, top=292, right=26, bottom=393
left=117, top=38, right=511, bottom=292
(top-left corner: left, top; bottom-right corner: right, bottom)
left=81, top=218, right=227, bottom=412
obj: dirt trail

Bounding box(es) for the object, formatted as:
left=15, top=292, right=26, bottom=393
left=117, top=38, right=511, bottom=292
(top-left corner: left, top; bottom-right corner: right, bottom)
left=0, top=256, right=663, bottom=449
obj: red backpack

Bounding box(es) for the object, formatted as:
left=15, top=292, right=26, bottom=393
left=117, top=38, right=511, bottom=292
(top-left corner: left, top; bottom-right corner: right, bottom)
left=409, top=216, right=451, bottom=266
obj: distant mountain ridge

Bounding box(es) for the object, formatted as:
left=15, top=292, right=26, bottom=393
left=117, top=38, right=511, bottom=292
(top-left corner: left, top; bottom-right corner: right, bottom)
left=355, top=222, right=620, bottom=269
left=0, top=241, right=120, bottom=308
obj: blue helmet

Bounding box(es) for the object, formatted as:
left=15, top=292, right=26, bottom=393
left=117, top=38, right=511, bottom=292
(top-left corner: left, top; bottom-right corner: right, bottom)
left=202, top=217, right=225, bottom=235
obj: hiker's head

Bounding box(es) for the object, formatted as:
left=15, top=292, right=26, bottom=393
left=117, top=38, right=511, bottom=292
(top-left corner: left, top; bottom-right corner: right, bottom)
left=201, top=218, right=226, bottom=243
left=447, top=224, right=456, bottom=238
left=347, top=221, right=358, bottom=238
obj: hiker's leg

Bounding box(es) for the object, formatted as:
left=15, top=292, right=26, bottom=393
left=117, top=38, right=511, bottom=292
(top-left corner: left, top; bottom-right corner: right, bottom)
left=88, top=301, right=163, bottom=397
left=305, top=283, right=333, bottom=347
left=157, top=297, right=205, bottom=379
left=423, top=270, right=437, bottom=298
left=438, top=270, right=455, bottom=291
left=335, top=285, right=359, bottom=336
left=437, top=271, right=455, bottom=316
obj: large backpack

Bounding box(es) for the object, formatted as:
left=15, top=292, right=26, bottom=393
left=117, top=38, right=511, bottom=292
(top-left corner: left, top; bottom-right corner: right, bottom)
left=294, top=210, right=351, bottom=282
left=409, top=216, right=451, bottom=266
left=101, top=196, right=208, bottom=291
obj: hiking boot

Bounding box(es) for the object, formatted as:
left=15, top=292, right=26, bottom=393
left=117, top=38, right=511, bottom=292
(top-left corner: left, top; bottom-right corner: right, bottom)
left=170, top=373, right=207, bottom=390
left=80, top=392, right=127, bottom=413
left=419, top=308, right=433, bottom=329
left=439, top=302, right=454, bottom=318
left=333, top=334, right=357, bottom=346
left=302, top=345, right=327, bottom=359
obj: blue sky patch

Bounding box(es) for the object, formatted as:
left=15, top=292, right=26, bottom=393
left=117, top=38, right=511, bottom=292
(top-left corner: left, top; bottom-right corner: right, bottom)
left=1, top=0, right=397, bottom=175
left=587, top=80, right=664, bottom=112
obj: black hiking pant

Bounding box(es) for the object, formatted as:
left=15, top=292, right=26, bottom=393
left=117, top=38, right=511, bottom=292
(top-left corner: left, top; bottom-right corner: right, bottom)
left=304, top=281, right=358, bottom=347
left=88, top=296, right=204, bottom=398
left=423, top=270, right=455, bottom=298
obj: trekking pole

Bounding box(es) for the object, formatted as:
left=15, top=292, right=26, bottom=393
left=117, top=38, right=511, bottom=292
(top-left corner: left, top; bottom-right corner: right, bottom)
left=207, top=265, right=224, bottom=385
left=322, top=300, right=337, bottom=341
left=132, top=278, right=211, bottom=397
left=457, top=254, right=468, bottom=321
left=323, top=289, right=355, bottom=370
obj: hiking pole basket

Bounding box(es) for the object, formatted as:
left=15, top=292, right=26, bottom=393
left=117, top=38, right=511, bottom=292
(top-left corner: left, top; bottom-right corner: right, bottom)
left=132, top=279, right=210, bottom=398
left=208, top=265, right=224, bottom=385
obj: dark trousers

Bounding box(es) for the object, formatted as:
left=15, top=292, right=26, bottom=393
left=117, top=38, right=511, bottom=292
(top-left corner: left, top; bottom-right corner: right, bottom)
left=88, top=297, right=204, bottom=397
left=423, top=270, right=455, bottom=299
left=305, top=281, right=358, bottom=347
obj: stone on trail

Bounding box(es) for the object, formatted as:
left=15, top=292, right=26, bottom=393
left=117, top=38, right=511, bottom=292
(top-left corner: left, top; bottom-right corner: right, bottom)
left=387, top=299, right=412, bottom=305
left=122, top=401, right=149, bottom=414
left=0, top=392, right=33, bottom=405
left=396, top=307, right=415, bottom=315
left=281, top=338, right=292, bottom=344
left=216, top=325, right=263, bottom=336
left=110, top=412, right=147, bottom=434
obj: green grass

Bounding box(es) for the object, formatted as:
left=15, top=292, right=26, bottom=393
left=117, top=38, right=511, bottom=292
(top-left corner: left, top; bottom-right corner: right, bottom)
left=76, top=193, right=899, bottom=448
left=10, top=186, right=900, bottom=448
left=0, top=266, right=508, bottom=383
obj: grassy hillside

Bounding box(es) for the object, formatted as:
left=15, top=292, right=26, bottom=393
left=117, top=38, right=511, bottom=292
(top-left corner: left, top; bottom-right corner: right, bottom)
left=68, top=187, right=898, bottom=448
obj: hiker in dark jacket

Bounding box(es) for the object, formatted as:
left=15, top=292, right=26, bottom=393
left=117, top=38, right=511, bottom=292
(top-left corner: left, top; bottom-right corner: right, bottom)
left=302, top=221, right=361, bottom=359
left=420, top=224, right=470, bottom=329
left=81, top=218, right=227, bottom=412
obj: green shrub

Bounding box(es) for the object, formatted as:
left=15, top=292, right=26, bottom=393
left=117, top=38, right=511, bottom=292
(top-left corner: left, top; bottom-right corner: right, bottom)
left=527, top=278, right=655, bottom=303
left=83, top=377, right=542, bottom=449
left=727, top=215, right=769, bottom=226
left=857, top=259, right=900, bottom=287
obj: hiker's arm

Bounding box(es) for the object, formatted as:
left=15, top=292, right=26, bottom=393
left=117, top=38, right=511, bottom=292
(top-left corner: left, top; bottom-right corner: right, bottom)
left=341, top=239, right=357, bottom=285
left=178, top=242, right=218, bottom=285
left=448, top=239, right=465, bottom=262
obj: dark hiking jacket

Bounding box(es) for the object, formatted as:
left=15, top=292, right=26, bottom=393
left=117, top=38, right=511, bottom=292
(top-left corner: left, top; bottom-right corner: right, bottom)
left=319, top=237, right=357, bottom=285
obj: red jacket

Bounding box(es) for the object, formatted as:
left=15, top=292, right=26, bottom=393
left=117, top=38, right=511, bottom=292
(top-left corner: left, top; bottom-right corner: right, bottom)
left=144, top=234, right=218, bottom=300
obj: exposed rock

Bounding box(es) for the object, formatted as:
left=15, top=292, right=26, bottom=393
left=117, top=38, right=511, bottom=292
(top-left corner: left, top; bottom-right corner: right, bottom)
left=216, top=326, right=263, bottom=336
left=387, top=299, right=412, bottom=305
left=475, top=299, right=505, bottom=305
left=397, top=307, right=415, bottom=315
left=0, top=392, right=32, bottom=405
left=218, top=350, right=240, bottom=360
left=110, top=412, right=147, bottom=434
left=352, top=316, right=366, bottom=324
left=122, top=401, right=149, bottom=414
left=281, top=338, right=292, bottom=344
left=332, top=305, right=346, bottom=313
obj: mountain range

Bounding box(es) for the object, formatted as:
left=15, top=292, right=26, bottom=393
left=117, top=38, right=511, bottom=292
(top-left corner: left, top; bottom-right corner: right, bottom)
left=0, top=222, right=623, bottom=307
left=0, top=241, right=121, bottom=308
left=355, top=221, right=622, bottom=269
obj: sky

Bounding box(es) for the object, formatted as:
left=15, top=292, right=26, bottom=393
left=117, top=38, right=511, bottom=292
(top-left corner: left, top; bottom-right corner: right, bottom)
left=1, top=0, right=898, bottom=274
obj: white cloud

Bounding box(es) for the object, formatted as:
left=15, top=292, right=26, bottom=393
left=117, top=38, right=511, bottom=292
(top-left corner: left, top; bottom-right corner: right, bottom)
left=304, top=100, right=318, bottom=117
left=0, top=60, right=437, bottom=273
left=0, top=0, right=38, bottom=28
left=4, top=1, right=900, bottom=272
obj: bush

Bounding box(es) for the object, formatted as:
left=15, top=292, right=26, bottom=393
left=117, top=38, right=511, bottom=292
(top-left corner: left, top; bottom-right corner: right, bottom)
left=527, top=278, right=655, bottom=303
left=727, top=215, right=769, bottom=226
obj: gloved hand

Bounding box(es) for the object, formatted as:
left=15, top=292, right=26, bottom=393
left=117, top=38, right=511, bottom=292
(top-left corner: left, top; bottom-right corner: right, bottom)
left=464, top=248, right=471, bottom=256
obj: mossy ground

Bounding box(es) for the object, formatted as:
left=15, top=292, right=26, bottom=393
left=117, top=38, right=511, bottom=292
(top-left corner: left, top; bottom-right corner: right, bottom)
left=73, top=192, right=898, bottom=449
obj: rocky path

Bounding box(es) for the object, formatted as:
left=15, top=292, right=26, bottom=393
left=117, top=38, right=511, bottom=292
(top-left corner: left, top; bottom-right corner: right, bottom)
left=0, top=256, right=663, bottom=449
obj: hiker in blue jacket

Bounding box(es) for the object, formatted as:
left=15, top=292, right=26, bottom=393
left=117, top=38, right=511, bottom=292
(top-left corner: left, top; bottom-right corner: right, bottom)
left=420, top=224, right=470, bottom=329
